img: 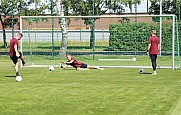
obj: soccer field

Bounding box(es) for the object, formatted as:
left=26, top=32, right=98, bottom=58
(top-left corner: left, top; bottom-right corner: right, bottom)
left=0, top=55, right=181, bottom=115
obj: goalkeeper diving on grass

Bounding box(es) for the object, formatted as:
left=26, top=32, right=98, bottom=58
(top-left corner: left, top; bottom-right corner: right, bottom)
left=10, top=33, right=26, bottom=76
left=61, top=54, right=104, bottom=70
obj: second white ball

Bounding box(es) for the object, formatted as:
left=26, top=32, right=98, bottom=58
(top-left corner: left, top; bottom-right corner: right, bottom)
left=49, top=66, right=55, bottom=71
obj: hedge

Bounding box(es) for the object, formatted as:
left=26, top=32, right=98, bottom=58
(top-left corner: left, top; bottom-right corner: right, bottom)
left=109, top=22, right=175, bottom=52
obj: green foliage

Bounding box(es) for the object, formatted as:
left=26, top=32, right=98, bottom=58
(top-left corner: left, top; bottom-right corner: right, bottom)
left=61, top=0, right=126, bottom=48
left=149, top=0, right=178, bottom=16
left=116, top=0, right=142, bottom=13
left=109, top=21, right=173, bottom=52
left=62, top=0, right=125, bottom=25
left=25, top=18, right=49, bottom=25
left=0, top=0, right=50, bottom=48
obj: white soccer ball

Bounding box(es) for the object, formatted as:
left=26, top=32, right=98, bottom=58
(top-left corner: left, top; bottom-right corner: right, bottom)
left=62, top=65, right=66, bottom=69
left=132, top=57, right=136, bottom=61
left=49, top=66, right=54, bottom=71
left=139, top=69, right=145, bottom=74
left=16, top=76, right=22, bottom=82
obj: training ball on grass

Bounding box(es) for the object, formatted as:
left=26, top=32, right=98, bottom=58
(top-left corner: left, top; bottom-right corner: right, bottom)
left=139, top=69, right=145, bottom=74
left=62, top=65, right=66, bottom=69
left=60, top=64, right=64, bottom=68
left=16, top=76, right=22, bottom=82
left=49, top=66, right=54, bottom=71
left=132, top=57, right=136, bottom=61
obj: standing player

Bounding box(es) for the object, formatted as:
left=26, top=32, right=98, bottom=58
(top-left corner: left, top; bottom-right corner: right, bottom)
left=10, top=33, right=26, bottom=76
left=147, top=30, right=160, bottom=75
left=62, top=54, right=104, bottom=70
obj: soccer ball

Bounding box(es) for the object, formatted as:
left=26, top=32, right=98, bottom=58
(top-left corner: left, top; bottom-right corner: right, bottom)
left=59, top=64, right=66, bottom=69
left=132, top=57, right=136, bottom=61
left=16, top=76, right=22, bottom=82
left=49, top=66, right=54, bottom=71
left=139, top=69, right=145, bottom=74
left=59, top=64, right=63, bottom=68
left=62, top=65, right=66, bottom=69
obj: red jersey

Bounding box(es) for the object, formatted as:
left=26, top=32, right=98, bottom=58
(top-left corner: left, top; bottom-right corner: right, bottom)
left=10, top=38, right=18, bottom=57
left=67, top=57, right=83, bottom=68
left=148, top=36, right=160, bottom=54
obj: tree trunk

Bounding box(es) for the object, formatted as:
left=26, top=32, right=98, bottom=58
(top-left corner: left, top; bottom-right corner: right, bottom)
left=0, top=15, right=7, bottom=48
left=129, top=2, right=132, bottom=13
left=90, top=0, right=95, bottom=50
left=90, top=19, right=95, bottom=49
left=147, top=0, right=149, bottom=13
left=56, top=0, right=68, bottom=58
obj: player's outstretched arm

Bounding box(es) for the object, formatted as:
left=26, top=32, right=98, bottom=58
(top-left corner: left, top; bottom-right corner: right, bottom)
left=65, top=60, right=74, bottom=64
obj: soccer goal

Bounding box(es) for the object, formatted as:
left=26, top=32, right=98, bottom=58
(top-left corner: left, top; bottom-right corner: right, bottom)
left=20, top=15, right=180, bottom=70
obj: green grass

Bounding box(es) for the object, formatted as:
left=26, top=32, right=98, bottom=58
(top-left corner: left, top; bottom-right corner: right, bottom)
left=0, top=41, right=109, bottom=52
left=0, top=56, right=181, bottom=115
left=22, top=55, right=173, bottom=67
left=23, top=40, right=109, bottom=52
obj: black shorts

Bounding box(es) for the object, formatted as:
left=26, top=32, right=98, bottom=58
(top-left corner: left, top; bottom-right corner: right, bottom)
left=80, top=63, right=87, bottom=68
left=10, top=56, right=18, bottom=64
left=150, top=54, right=157, bottom=60
left=10, top=52, right=22, bottom=64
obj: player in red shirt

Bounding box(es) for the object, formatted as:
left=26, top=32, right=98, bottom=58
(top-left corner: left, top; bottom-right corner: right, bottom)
left=10, top=33, right=26, bottom=76
left=62, top=54, right=104, bottom=70
left=147, top=30, right=160, bottom=75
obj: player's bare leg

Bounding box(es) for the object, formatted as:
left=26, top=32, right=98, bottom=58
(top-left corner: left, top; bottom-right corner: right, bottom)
left=15, top=62, right=19, bottom=76
left=87, top=66, right=104, bottom=70
left=19, top=52, right=26, bottom=66
left=76, top=68, right=89, bottom=70
left=20, top=56, right=26, bottom=66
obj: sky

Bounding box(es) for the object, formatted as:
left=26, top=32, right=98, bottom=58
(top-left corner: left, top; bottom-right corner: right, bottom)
left=124, top=0, right=151, bottom=13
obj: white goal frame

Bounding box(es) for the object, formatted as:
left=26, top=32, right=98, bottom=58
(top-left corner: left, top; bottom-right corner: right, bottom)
left=20, top=15, right=178, bottom=70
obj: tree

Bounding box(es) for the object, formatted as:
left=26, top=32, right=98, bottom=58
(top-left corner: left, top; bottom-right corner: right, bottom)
left=149, top=0, right=176, bottom=15
left=61, top=0, right=145, bottom=48
left=148, top=0, right=178, bottom=22
left=56, top=0, right=68, bottom=58
left=118, top=0, right=142, bottom=13
left=0, top=0, right=49, bottom=48
left=63, top=0, right=125, bottom=23
left=61, top=0, right=125, bottom=48
left=0, top=0, right=19, bottom=48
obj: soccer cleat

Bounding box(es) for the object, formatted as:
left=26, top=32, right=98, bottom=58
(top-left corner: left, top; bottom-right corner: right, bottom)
left=22, top=60, right=26, bottom=66
left=16, top=72, right=20, bottom=76
left=97, top=68, right=104, bottom=70
left=152, top=72, right=157, bottom=75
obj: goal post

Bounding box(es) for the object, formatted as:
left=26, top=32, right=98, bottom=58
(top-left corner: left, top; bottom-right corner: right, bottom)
left=20, top=15, right=180, bottom=70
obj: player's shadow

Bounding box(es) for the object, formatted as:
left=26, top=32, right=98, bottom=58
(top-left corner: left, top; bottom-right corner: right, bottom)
left=5, top=75, right=16, bottom=78
left=62, top=69, right=76, bottom=70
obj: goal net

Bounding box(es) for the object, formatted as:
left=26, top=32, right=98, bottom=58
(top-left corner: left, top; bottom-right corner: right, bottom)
left=20, top=15, right=180, bottom=69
